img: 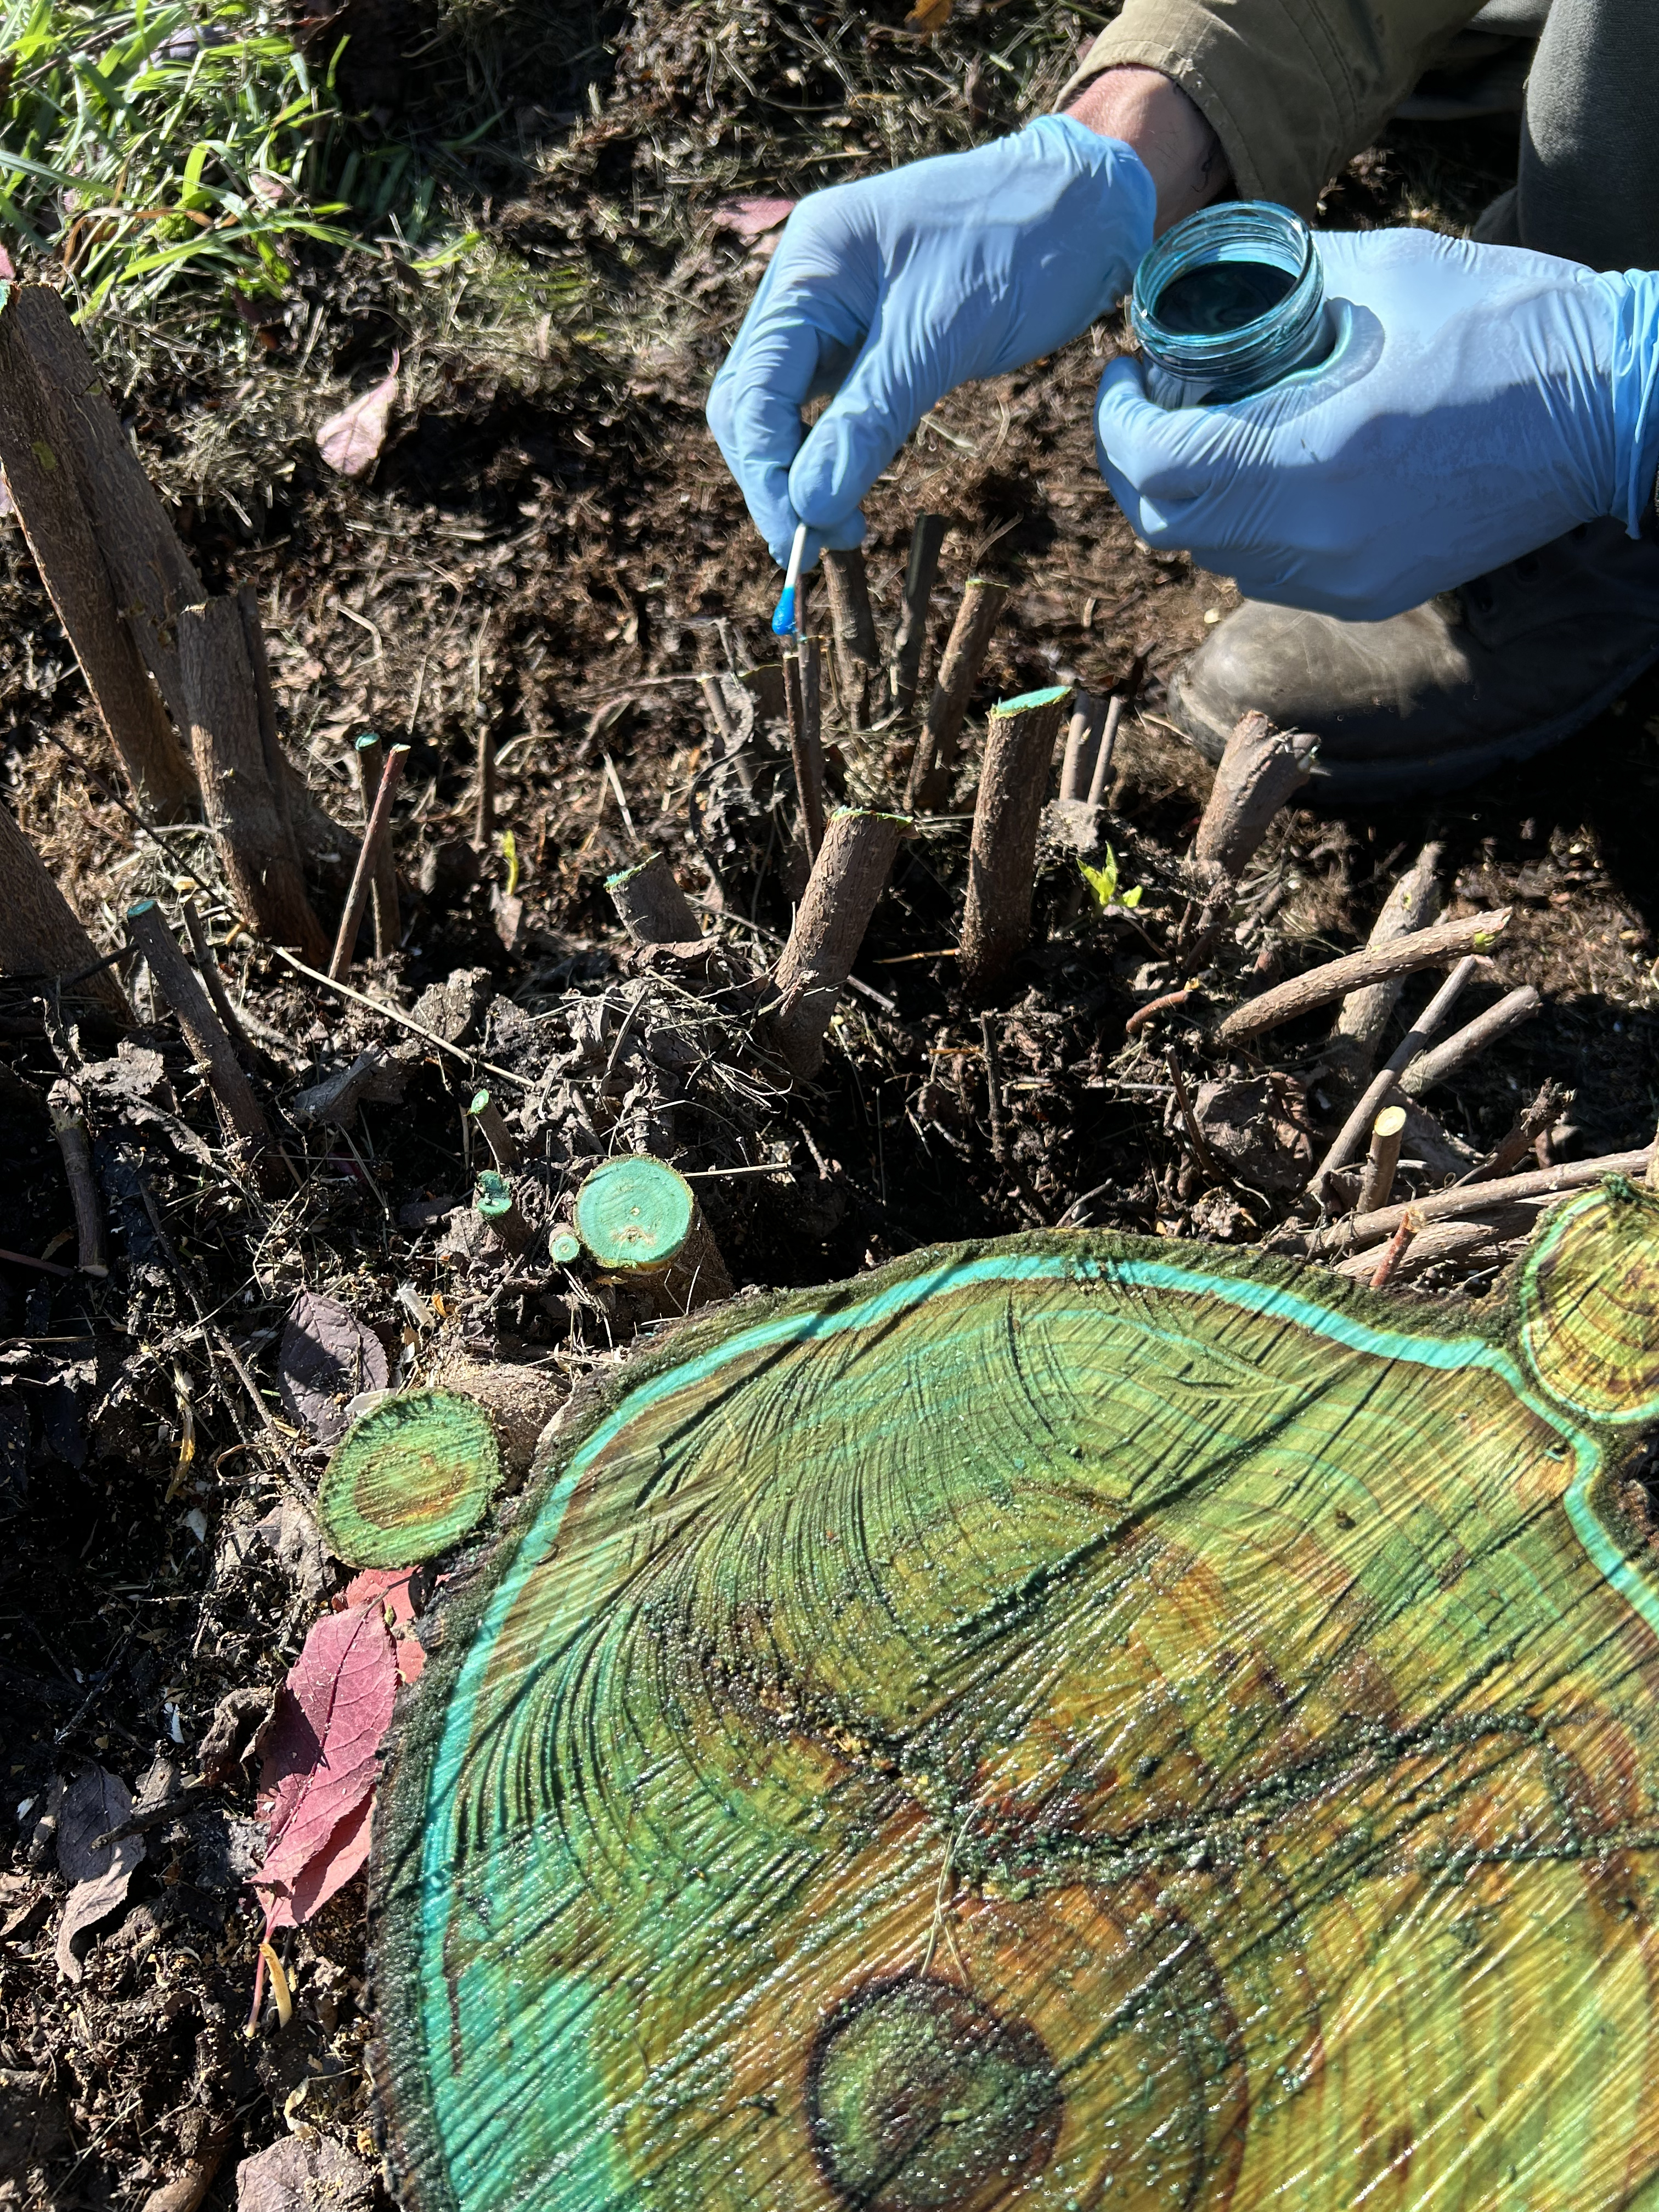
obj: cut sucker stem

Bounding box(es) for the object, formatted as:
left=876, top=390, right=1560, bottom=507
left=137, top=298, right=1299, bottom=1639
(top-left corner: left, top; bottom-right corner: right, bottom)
left=318, top=1389, right=500, bottom=1566
left=178, top=894, right=253, bottom=1060
left=181, top=596, right=328, bottom=961
left=768, top=808, right=911, bottom=1081
left=1357, top=1105, right=1407, bottom=1217
left=0, top=799, right=131, bottom=1024
left=906, top=578, right=1008, bottom=813
left=1307, top=956, right=1479, bottom=1201
left=353, top=734, right=402, bottom=957
left=889, top=511, right=945, bottom=716
left=330, top=743, right=408, bottom=979
left=1193, top=710, right=1319, bottom=881
left=49, top=1082, right=106, bottom=1277
left=821, top=548, right=882, bottom=727
left=782, top=636, right=828, bottom=862
left=1059, top=692, right=1097, bottom=805
left=1085, top=693, right=1125, bottom=809
left=575, top=1153, right=733, bottom=1312
left=125, top=900, right=271, bottom=1152
left=469, top=1088, right=520, bottom=1170
left=1218, top=910, right=1510, bottom=1046
left=980, top=1011, right=1007, bottom=1164
left=959, top=685, right=1073, bottom=998
left=475, top=1169, right=529, bottom=1255
left=607, top=852, right=701, bottom=945
left=474, top=720, right=497, bottom=850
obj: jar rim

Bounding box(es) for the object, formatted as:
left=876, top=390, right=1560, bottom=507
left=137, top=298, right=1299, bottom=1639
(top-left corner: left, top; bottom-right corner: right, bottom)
left=1130, top=202, right=1324, bottom=399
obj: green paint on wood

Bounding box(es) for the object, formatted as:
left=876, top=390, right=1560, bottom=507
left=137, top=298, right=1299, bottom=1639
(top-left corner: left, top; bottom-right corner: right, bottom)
left=469, top=1088, right=492, bottom=1117
left=549, top=1231, right=582, bottom=1266
left=992, top=685, right=1071, bottom=716
left=575, top=1154, right=693, bottom=1273
left=474, top=1171, right=513, bottom=1220
left=317, top=1389, right=499, bottom=1567
left=372, top=1199, right=1659, bottom=2210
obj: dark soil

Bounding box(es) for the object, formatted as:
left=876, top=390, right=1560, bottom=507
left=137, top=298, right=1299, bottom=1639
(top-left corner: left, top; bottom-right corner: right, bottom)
left=1, top=32, right=1657, bottom=2210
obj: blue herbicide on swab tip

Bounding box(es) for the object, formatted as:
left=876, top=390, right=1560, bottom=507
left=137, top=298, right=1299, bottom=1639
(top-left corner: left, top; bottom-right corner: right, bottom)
left=771, top=521, right=808, bottom=636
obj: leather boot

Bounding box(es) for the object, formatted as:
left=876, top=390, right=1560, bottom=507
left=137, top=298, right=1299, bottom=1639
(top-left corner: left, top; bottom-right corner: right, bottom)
left=1167, top=517, right=1659, bottom=803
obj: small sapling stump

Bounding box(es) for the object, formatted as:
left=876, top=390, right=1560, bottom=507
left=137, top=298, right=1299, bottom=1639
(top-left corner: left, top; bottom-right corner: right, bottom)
left=0, top=802, right=130, bottom=1024
left=574, top=1154, right=733, bottom=1313
left=475, top=1171, right=529, bottom=1256
left=180, top=597, right=328, bottom=962
left=767, top=808, right=911, bottom=1080
left=607, top=854, right=701, bottom=946
left=1192, top=710, right=1319, bottom=882
left=906, top=578, right=1008, bottom=813
left=317, top=1389, right=500, bottom=1567
left=958, top=685, right=1072, bottom=998
left=468, top=1090, right=520, bottom=1171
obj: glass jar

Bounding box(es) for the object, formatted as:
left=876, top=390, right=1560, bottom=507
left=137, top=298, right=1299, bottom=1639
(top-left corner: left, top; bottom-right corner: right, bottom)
left=1130, top=202, right=1336, bottom=410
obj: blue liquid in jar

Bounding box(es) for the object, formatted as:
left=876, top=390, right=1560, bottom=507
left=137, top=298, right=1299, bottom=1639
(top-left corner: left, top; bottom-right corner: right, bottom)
left=1131, top=202, right=1335, bottom=409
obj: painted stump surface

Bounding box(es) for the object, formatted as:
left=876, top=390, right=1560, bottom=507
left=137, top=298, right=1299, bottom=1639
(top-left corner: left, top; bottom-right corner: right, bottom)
left=374, top=1178, right=1659, bottom=2211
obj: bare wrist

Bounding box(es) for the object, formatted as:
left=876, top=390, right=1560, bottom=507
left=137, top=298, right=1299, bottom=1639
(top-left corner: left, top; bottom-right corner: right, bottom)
left=1065, top=66, right=1229, bottom=236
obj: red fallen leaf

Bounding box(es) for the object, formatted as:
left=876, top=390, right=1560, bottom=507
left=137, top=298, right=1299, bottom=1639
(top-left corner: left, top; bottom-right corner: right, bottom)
left=713, top=197, right=795, bottom=245
left=0, top=245, right=14, bottom=280
left=315, top=352, right=399, bottom=480
left=252, top=1599, right=397, bottom=1931
left=343, top=1566, right=425, bottom=1682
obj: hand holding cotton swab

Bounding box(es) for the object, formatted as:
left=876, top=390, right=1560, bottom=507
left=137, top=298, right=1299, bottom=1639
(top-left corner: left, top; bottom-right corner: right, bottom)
left=771, top=522, right=808, bottom=637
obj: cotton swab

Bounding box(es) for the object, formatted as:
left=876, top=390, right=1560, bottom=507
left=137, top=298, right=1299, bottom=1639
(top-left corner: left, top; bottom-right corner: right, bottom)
left=771, top=521, right=808, bottom=636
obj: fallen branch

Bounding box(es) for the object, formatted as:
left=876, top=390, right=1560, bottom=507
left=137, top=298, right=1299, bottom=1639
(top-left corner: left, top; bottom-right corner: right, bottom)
left=1398, top=984, right=1541, bottom=1097
left=1305, top=956, right=1479, bottom=1200
left=1216, top=909, right=1511, bottom=1046
left=329, top=743, right=408, bottom=979
left=1331, top=1202, right=1545, bottom=1283
left=1457, top=1079, right=1565, bottom=1187
left=1330, top=841, right=1443, bottom=1080
left=906, top=578, right=1007, bottom=812
left=890, top=512, right=945, bottom=716
left=768, top=808, right=911, bottom=1080
left=1193, top=712, right=1318, bottom=881
left=1368, top=1209, right=1421, bottom=1290
left=1308, top=1144, right=1654, bottom=1257
left=960, top=685, right=1072, bottom=997
left=1125, top=985, right=1201, bottom=1039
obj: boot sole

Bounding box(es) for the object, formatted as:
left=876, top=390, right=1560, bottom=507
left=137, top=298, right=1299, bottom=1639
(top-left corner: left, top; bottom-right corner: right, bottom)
left=1168, top=641, right=1659, bottom=805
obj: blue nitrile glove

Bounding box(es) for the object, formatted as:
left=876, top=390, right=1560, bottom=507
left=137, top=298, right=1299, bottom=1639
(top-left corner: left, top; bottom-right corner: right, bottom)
left=708, top=114, right=1156, bottom=569
left=1095, top=227, right=1659, bottom=622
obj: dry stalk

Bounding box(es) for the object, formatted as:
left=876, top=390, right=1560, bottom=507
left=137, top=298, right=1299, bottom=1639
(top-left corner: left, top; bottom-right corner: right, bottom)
left=330, top=744, right=409, bottom=979
left=906, top=578, right=1007, bottom=813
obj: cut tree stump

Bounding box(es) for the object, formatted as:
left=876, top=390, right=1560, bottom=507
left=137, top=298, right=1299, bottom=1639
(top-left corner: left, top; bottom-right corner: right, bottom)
left=0, top=290, right=196, bottom=818
left=0, top=802, right=130, bottom=1024
left=607, top=854, right=701, bottom=946
left=1192, top=710, right=1318, bottom=881
left=179, top=598, right=328, bottom=962
left=374, top=1197, right=1659, bottom=2210
left=958, top=684, right=1071, bottom=998
left=317, top=1389, right=500, bottom=1567
left=574, top=1154, right=733, bottom=1313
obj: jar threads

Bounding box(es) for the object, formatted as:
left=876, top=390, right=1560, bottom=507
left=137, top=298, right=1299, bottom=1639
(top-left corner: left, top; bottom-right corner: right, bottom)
left=1131, top=202, right=1335, bottom=410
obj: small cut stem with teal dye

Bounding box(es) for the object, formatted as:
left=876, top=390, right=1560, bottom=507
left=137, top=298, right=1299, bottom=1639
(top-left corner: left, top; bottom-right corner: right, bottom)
left=958, top=686, right=1073, bottom=998
left=769, top=808, right=911, bottom=1081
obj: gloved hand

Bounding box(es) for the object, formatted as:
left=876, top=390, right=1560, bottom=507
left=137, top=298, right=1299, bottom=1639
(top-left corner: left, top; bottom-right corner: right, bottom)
left=1095, top=227, right=1659, bottom=622
left=708, top=115, right=1155, bottom=568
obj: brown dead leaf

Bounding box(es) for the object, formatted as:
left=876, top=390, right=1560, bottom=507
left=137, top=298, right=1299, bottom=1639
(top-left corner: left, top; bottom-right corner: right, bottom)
left=904, top=0, right=952, bottom=31
left=277, top=1291, right=389, bottom=1447
left=316, top=353, right=399, bottom=479
left=235, top=2134, right=376, bottom=2212
left=54, top=1766, right=142, bottom=1981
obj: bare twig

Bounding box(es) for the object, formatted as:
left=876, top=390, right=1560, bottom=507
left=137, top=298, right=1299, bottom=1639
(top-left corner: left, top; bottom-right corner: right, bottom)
left=890, top=513, right=945, bottom=716
left=1217, top=910, right=1511, bottom=1047
left=1125, top=985, right=1201, bottom=1039
left=1306, top=956, right=1479, bottom=1200
left=821, top=548, right=881, bottom=726
left=1165, top=1046, right=1216, bottom=1181
left=1085, top=693, right=1126, bottom=809
left=329, top=743, right=408, bottom=979
left=782, top=635, right=827, bottom=862
left=1368, top=1210, right=1421, bottom=1289
left=1398, top=984, right=1541, bottom=1097
left=353, top=733, right=401, bottom=957
left=1331, top=841, right=1443, bottom=1080
left=906, top=578, right=1007, bottom=812
left=48, top=1081, right=106, bottom=1277
left=179, top=895, right=252, bottom=1061
left=1310, top=1144, right=1654, bottom=1257
left=980, top=1011, right=1007, bottom=1164
left=268, top=947, right=531, bottom=1087
left=125, top=900, right=272, bottom=1155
